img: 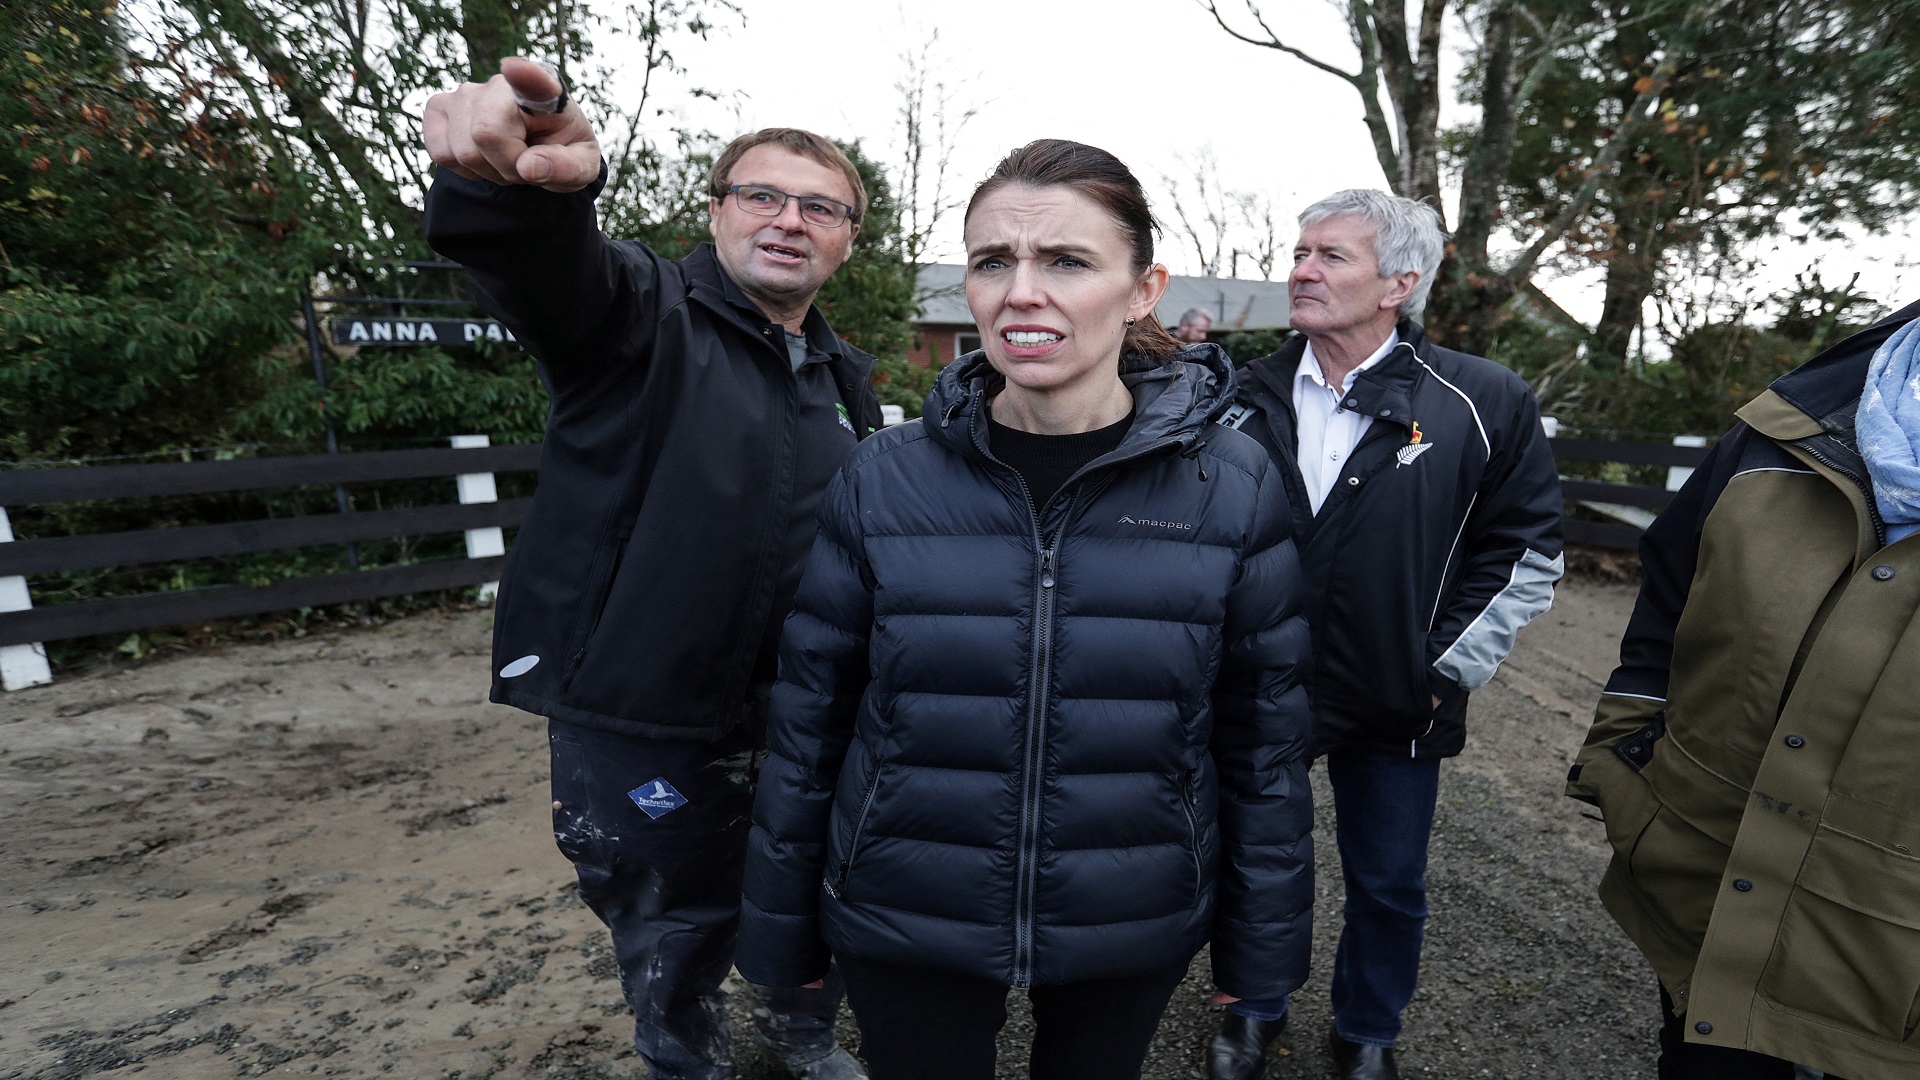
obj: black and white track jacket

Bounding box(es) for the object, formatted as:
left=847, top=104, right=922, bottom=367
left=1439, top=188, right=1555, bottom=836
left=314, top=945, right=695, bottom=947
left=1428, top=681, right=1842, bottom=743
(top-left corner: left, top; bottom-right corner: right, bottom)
left=1223, top=321, right=1564, bottom=758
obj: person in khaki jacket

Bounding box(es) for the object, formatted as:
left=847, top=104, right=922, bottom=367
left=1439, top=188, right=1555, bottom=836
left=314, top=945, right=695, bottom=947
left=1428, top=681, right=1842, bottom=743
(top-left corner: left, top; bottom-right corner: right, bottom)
left=1568, top=298, right=1920, bottom=1080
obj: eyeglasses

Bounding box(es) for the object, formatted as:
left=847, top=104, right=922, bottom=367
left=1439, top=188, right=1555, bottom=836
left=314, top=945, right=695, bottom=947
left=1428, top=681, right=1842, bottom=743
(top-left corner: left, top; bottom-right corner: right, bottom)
left=726, top=184, right=856, bottom=228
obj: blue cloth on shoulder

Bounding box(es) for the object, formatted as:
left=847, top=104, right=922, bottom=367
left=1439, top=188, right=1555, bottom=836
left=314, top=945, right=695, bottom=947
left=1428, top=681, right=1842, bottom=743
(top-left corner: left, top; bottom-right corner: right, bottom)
left=1856, top=319, right=1920, bottom=544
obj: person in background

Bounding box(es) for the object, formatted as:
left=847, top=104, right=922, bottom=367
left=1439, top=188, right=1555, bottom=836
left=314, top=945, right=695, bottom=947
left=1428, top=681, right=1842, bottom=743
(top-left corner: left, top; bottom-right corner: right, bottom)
left=1174, top=305, right=1216, bottom=343
left=422, top=58, right=879, bottom=1080
left=737, top=139, right=1316, bottom=1080
left=1568, top=299, right=1920, bottom=1080
left=1209, top=189, right=1563, bottom=1080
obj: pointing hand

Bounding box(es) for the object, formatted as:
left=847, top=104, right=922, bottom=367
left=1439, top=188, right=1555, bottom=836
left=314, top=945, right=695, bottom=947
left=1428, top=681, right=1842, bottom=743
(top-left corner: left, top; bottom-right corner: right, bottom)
left=424, top=57, right=602, bottom=193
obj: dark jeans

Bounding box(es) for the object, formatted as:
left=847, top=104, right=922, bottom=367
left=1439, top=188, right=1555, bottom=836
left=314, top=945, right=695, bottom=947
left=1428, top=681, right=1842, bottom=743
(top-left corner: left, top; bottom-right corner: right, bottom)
left=1226, top=750, right=1440, bottom=1041
left=838, top=955, right=1191, bottom=1080
left=1657, top=986, right=1843, bottom=1080
left=549, top=718, right=845, bottom=1080
left=1325, top=748, right=1442, bottom=1047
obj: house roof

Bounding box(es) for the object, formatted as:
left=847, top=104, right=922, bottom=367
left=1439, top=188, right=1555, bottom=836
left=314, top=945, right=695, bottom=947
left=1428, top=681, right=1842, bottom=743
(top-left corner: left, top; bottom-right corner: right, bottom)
left=913, top=264, right=1291, bottom=331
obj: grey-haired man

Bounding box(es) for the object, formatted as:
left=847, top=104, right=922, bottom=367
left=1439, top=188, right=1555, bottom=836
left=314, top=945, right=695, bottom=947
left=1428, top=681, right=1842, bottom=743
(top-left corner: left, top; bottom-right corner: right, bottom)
left=1174, top=306, right=1215, bottom=343
left=1207, top=190, right=1564, bottom=1080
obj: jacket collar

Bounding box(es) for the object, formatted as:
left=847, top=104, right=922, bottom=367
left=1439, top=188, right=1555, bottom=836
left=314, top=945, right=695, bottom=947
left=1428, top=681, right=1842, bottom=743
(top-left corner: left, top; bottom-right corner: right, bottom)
left=1242, top=319, right=1428, bottom=430
left=681, top=243, right=858, bottom=366
left=924, top=343, right=1239, bottom=466
left=1739, top=298, right=1920, bottom=442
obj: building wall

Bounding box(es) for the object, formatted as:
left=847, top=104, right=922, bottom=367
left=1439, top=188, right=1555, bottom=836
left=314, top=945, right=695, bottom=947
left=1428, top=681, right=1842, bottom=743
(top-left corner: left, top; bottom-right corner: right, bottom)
left=906, top=323, right=982, bottom=369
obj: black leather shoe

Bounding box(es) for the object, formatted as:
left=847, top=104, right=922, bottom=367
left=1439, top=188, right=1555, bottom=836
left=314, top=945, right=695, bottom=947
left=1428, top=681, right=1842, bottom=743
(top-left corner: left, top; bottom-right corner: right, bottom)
left=1328, top=1033, right=1399, bottom=1080
left=1208, top=1013, right=1289, bottom=1080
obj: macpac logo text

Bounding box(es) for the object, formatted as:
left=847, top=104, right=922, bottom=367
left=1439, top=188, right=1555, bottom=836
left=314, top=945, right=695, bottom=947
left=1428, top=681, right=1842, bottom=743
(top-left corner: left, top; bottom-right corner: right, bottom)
left=1118, top=515, right=1194, bottom=530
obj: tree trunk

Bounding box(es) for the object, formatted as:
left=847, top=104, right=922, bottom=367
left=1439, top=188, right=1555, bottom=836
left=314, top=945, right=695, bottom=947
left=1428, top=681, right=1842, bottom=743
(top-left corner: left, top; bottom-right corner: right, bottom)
left=1424, top=0, right=1519, bottom=352
left=1593, top=187, right=1663, bottom=368
left=1590, top=9, right=1660, bottom=369
left=1367, top=0, right=1449, bottom=205
left=460, top=0, right=525, bottom=83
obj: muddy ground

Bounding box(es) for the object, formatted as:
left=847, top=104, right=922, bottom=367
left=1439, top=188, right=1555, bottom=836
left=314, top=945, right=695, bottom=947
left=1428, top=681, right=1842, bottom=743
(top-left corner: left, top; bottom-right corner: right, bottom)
left=1, top=575, right=1651, bottom=1079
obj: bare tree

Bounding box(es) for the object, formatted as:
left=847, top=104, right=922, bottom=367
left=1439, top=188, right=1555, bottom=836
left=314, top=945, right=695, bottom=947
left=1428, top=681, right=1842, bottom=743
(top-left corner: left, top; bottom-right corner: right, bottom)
left=1158, top=147, right=1284, bottom=280
left=892, top=29, right=981, bottom=275
left=1197, top=0, right=1728, bottom=354
left=1198, top=0, right=1446, bottom=205
left=1230, top=190, right=1282, bottom=280
left=1159, top=147, right=1235, bottom=277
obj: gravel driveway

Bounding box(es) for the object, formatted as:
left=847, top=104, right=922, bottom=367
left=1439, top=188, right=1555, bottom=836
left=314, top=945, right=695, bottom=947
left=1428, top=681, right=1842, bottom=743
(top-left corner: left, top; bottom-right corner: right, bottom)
left=0, top=575, right=1651, bottom=1079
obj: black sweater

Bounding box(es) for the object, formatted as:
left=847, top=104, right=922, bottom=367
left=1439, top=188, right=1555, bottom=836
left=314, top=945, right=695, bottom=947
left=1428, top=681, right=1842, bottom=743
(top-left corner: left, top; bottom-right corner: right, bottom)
left=987, top=407, right=1133, bottom=510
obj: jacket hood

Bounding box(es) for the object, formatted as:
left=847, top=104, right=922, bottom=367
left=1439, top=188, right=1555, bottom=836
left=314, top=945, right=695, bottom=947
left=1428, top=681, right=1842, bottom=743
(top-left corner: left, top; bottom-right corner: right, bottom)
left=923, top=343, right=1239, bottom=461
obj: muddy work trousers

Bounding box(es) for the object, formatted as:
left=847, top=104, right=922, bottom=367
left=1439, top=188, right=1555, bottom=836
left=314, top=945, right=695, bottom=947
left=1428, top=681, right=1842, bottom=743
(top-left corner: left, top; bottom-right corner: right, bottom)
left=549, top=718, right=845, bottom=1080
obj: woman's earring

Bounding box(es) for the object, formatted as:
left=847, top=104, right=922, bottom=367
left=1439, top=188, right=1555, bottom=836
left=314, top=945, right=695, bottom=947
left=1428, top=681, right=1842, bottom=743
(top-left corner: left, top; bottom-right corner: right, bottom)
left=1125, top=316, right=1137, bottom=326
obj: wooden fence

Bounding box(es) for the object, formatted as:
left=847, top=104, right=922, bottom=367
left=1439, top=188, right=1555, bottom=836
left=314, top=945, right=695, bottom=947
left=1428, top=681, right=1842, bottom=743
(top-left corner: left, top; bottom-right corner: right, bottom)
left=0, top=441, right=537, bottom=690
left=0, top=433, right=1710, bottom=690
left=1547, top=435, right=1710, bottom=550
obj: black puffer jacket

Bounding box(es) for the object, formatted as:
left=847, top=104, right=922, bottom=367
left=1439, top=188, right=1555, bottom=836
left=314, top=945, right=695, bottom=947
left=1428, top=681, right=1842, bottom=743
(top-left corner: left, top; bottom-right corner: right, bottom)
left=425, top=168, right=883, bottom=741
left=737, top=346, right=1316, bottom=998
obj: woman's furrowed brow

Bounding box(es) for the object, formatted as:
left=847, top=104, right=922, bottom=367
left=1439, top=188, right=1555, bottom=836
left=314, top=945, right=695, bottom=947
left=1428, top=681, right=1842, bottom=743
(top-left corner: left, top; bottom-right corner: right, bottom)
left=966, top=241, right=1098, bottom=260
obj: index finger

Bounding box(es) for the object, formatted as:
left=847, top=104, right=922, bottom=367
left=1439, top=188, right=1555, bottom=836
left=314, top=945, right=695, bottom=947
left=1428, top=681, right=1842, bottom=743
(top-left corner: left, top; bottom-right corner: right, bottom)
left=501, top=56, right=562, bottom=105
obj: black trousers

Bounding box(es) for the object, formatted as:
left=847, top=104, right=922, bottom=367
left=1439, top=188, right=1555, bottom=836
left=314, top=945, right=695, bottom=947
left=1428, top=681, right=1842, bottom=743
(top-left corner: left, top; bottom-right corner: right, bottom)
left=1658, top=986, right=1844, bottom=1080
left=548, top=718, right=845, bottom=1080
left=838, top=954, right=1190, bottom=1080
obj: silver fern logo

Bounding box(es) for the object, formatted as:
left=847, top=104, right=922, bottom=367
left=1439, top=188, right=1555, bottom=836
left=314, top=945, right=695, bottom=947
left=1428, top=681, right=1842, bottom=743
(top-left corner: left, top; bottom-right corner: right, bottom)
left=1396, top=442, right=1434, bottom=468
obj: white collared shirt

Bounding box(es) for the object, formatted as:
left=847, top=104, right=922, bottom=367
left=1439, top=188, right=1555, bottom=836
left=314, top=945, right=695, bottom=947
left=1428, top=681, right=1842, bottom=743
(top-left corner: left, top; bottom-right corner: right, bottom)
left=1293, top=331, right=1399, bottom=514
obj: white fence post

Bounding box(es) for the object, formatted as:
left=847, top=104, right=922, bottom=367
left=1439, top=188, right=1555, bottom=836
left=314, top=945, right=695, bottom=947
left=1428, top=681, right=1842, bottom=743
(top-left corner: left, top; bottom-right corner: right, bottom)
left=1668, top=434, right=1708, bottom=492
left=0, top=507, right=54, bottom=692
left=1540, top=415, right=1560, bottom=438
left=450, top=435, right=504, bottom=603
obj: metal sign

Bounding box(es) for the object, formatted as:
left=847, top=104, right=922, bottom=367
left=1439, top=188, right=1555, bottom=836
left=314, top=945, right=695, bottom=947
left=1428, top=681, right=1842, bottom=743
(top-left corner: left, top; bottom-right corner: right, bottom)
left=329, top=318, right=519, bottom=347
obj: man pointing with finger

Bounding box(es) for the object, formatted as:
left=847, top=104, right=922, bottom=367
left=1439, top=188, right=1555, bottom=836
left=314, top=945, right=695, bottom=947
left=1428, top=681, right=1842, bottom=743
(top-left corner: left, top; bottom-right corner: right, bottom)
left=423, top=59, right=878, bottom=1080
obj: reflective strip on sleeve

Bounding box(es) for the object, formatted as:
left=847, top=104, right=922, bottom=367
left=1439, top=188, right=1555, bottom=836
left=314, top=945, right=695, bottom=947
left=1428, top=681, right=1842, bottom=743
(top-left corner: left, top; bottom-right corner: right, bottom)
left=1432, top=547, right=1565, bottom=691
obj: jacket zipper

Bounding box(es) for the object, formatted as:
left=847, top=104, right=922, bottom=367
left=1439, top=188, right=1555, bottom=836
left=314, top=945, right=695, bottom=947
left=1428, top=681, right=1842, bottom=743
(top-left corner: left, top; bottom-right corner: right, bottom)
left=964, top=395, right=1182, bottom=986
left=1013, top=502, right=1071, bottom=987
left=828, top=766, right=883, bottom=900
left=1179, top=769, right=1203, bottom=902
left=1796, top=437, right=1888, bottom=547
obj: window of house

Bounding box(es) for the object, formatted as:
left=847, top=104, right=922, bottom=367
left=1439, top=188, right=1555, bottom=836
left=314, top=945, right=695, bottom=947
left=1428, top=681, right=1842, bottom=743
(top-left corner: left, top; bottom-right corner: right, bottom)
left=956, top=332, right=983, bottom=357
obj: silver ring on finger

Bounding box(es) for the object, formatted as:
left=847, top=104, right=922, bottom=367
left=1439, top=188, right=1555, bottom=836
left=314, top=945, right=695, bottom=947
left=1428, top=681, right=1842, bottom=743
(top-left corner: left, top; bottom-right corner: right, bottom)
left=514, top=61, right=569, bottom=116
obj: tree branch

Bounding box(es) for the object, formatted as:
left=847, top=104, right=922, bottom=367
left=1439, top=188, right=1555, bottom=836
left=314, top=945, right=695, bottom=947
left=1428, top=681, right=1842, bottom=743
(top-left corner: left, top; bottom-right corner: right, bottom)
left=1197, top=0, right=1363, bottom=84
left=1499, top=0, right=1728, bottom=287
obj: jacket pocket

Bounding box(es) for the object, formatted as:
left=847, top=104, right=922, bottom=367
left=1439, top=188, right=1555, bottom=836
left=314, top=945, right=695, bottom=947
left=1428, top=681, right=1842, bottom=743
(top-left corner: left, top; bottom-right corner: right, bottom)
left=827, top=765, right=883, bottom=901
left=1584, top=748, right=1662, bottom=867
left=1760, top=819, right=1920, bottom=1042
left=559, top=525, right=632, bottom=688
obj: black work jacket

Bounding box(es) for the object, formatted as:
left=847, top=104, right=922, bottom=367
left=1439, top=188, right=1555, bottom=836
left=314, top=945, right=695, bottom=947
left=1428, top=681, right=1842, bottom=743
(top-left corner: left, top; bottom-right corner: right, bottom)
left=738, top=346, right=1317, bottom=999
left=1225, top=321, right=1563, bottom=758
left=424, top=169, right=883, bottom=741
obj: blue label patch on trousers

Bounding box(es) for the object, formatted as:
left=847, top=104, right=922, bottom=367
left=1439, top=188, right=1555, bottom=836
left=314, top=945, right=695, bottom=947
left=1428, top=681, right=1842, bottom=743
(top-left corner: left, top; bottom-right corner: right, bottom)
left=628, top=778, right=689, bottom=819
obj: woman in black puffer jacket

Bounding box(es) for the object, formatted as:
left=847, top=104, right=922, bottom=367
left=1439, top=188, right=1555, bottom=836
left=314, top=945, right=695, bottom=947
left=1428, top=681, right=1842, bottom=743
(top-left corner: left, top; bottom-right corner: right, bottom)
left=737, top=140, right=1314, bottom=1080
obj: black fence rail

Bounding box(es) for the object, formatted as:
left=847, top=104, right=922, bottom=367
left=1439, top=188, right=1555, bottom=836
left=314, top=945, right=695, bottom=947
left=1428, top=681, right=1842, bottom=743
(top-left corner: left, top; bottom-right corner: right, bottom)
left=0, top=434, right=1708, bottom=670
left=1548, top=436, right=1710, bottom=551
left=0, top=443, right=539, bottom=653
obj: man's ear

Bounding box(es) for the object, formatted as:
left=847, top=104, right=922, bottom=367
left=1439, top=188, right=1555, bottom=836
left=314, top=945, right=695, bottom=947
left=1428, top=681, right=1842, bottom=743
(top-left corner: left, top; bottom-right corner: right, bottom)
left=709, top=196, right=723, bottom=224
left=1381, top=270, right=1420, bottom=313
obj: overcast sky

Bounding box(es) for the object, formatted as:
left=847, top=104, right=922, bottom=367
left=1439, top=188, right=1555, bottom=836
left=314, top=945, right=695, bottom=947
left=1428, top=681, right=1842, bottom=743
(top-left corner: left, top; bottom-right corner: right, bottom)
left=623, top=0, right=1914, bottom=328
